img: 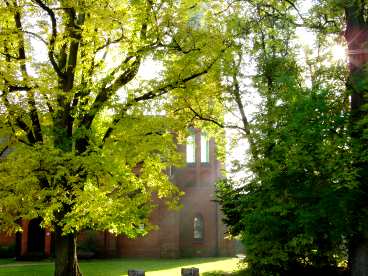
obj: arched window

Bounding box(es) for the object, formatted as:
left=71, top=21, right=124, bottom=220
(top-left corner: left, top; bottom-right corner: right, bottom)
left=193, top=215, right=204, bottom=240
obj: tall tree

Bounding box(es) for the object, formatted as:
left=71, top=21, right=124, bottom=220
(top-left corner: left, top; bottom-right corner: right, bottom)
left=342, top=1, right=368, bottom=274
left=289, top=1, right=368, bottom=274
left=190, top=0, right=367, bottom=274
left=0, top=0, right=227, bottom=275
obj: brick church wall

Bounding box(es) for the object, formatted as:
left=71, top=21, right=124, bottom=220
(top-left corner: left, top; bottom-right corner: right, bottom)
left=117, top=129, right=236, bottom=258
left=117, top=197, right=180, bottom=258
left=0, top=128, right=235, bottom=258
left=179, top=186, right=219, bottom=257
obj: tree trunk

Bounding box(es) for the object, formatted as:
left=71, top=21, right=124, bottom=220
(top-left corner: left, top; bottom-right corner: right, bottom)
left=344, top=3, right=368, bottom=276
left=350, top=236, right=368, bottom=276
left=54, top=227, right=82, bottom=276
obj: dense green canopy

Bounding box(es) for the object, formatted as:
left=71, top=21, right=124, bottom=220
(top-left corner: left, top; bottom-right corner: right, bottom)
left=212, top=1, right=368, bottom=275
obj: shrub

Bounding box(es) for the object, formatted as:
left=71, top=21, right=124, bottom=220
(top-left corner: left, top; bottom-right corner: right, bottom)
left=0, top=243, right=15, bottom=258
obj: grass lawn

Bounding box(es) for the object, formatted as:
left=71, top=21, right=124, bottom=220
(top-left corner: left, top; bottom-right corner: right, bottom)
left=0, top=257, right=241, bottom=276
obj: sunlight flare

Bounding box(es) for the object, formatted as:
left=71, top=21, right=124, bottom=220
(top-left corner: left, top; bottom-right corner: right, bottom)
left=331, top=44, right=347, bottom=61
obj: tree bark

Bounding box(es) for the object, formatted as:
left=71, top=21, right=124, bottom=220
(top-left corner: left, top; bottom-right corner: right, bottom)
left=344, top=3, right=368, bottom=276
left=350, top=236, right=368, bottom=276
left=54, top=227, right=82, bottom=276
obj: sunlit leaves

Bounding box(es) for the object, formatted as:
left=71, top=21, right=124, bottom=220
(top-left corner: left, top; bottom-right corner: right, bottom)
left=0, top=0, right=229, bottom=238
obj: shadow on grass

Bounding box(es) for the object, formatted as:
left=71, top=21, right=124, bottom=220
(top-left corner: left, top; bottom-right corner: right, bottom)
left=201, top=266, right=349, bottom=276
left=202, top=270, right=249, bottom=276
left=80, top=257, right=236, bottom=274
left=0, top=257, right=239, bottom=276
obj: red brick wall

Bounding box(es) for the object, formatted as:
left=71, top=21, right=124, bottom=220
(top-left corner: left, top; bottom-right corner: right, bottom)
left=118, top=129, right=235, bottom=258
left=78, top=230, right=118, bottom=258
left=0, top=233, right=15, bottom=246
left=1, top=129, right=235, bottom=259
left=179, top=186, right=218, bottom=257
left=117, top=199, right=180, bottom=258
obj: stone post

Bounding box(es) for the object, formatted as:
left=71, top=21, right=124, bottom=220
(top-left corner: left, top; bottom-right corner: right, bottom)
left=128, top=269, right=145, bottom=276
left=181, top=267, right=199, bottom=276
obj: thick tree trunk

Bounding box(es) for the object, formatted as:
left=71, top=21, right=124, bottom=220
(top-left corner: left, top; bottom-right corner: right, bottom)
left=344, top=3, right=368, bottom=276
left=350, top=236, right=368, bottom=276
left=54, top=227, right=82, bottom=276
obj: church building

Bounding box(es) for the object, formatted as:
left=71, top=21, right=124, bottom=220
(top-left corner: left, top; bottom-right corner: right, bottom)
left=0, top=129, right=235, bottom=259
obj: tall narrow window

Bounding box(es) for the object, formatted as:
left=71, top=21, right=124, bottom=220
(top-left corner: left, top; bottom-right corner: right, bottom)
left=186, top=131, right=196, bottom=163
left=193, top=215, right=204, bottom=240
left=200, top=133, right=209, bottom=163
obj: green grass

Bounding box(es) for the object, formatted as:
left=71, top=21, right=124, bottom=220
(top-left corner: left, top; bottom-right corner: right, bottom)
left=0, top=259, right=16, bottom=265
left=0, top=257, right=240, bottom=276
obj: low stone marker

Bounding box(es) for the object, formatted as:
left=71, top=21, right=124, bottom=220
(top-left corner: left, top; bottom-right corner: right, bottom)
left=128, top=269, right=145, bottom=276
left=181, top=267, right=199, bottom=276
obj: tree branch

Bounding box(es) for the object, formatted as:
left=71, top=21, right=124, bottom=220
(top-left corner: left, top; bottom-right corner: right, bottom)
left=23, top=30, right=47, bottom=45
left=9, top=85, right=33, bottom=92
left=100, top=56, right=222, bottom=145
left=1, top=90, right=36, bottom=144
left=0, top=51, right=20, bottom=60
left=230, top=53, right=252, bottom=138
left=75, top=8, right=151, bottom=154
left=78, top=56, right=141, bottom=131
left=284, top=0, right=306, bottom=22
left=180, top=98, right=246, bottom=132
left=95, top=30, right=126, bottom=52
left=12, top=1, right=43, bottom=143
left=0, top=145, right=9, bottom=157
left=32, top=0, right=64, bottom=79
